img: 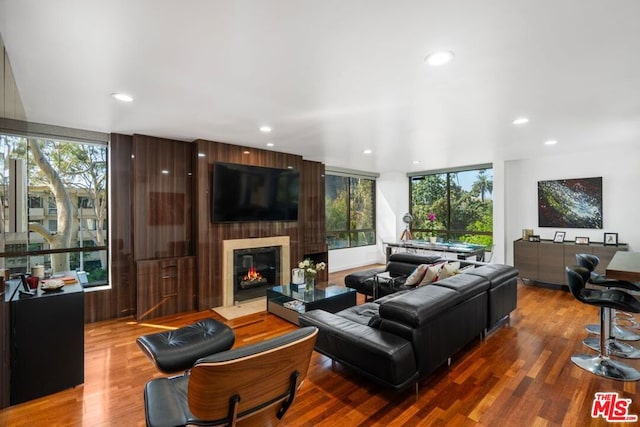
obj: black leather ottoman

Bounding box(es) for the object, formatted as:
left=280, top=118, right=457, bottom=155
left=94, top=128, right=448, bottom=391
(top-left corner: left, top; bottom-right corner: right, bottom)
left=137, top=318, right=235, bottom=373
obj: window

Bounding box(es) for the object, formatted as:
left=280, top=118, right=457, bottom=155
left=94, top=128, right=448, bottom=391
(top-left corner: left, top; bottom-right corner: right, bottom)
left=0, top=133, right=108, bottom=287
left=326, top=174, right=376, bottom=249
left=409, top=166, right=493, bottom=246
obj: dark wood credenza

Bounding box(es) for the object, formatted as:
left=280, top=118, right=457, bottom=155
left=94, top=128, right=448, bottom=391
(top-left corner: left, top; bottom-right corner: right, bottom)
left=513, top=238, right=628, bottom=288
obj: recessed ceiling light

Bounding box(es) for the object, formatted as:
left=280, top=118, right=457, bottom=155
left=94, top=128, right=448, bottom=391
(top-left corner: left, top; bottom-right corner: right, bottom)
left=243, top=150, right=250, bottom=154
left=112, top=92, right=133, bottom=102
left=424, top=50, right=454, bottom=66
left=512, top=117, right=529, bottom=125
left=161, top=170, right=169, bottom=175
left=362, top=149, right=373, bottom=155
left=266, top=142, right=275, bottom=147
left=412, top=161, right=421, bottom=164
left=197, top=152, right=206, bottom=157
left=287, top=166, right=294, bottom=169
left=544, top=140, right=558, bottom=146
left=259, top=126, right=272, bottom=133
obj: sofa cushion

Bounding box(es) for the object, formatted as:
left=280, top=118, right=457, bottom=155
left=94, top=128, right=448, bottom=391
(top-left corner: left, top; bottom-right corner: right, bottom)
left=379, top=285, right=461, bottom=327
left=344, top=267, right=386, bottom=292
left=335, top=303, right=380, bottom=326
left=438, top=261, right=460, bottom=280
left=431, top=273, right=490, bottom=300
left=419, top=262, right=446, bottom=285
left=465, top=264, right=519, bottom=289
left=405, top=264, right=428, bottom=286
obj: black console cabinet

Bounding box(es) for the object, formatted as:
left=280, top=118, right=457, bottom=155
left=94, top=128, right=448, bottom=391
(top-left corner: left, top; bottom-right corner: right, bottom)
left=6, top=282, right=84, bottom=405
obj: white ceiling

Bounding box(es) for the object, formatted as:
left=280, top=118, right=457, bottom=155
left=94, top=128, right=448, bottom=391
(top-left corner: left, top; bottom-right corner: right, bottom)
left=1, top=0, right=639, bottom=173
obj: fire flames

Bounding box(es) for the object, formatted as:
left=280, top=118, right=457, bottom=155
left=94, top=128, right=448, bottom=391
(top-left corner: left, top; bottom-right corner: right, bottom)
left=243, top=266, right=263, bottom=282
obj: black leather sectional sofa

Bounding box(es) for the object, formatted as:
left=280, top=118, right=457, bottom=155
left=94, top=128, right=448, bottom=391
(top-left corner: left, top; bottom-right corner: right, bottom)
left=298, top=253, right=518, bottom=390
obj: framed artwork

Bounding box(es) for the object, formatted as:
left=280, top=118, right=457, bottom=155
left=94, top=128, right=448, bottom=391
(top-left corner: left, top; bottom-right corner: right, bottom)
left=553, top=231, right=566, bottom=243
left=538, top=177, right=603, bottom=229
left=604, top=232, right=618, bottom=246
left=575, top=236, right=590, bottom=245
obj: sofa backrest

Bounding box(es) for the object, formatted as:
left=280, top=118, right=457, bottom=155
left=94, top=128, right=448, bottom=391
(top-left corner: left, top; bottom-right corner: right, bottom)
left=376, top=273, right=490, bottom=378
left=387, top=253, right=442, bottom=276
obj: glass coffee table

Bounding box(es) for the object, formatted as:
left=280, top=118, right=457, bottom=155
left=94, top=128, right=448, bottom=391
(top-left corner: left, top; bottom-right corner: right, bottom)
left=267, top=283, right=357, bottom=325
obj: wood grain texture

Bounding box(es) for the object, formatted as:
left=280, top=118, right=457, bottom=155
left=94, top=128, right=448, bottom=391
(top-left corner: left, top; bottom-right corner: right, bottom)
left=194, top=139, right=315, bottom=310
left=2, top=268, right=638, bottom=426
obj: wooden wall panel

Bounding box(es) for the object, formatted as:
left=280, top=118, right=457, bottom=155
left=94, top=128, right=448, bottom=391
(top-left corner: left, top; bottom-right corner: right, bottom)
left=132, top=135, right=194, bottom=261
left=195, top=140, right=307, bottom=310
left=84, top=133, right=135, bottom=322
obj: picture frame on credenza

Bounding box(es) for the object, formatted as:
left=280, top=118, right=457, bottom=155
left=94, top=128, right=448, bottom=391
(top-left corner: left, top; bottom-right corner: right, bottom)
left=553, top=231, right=565, bottom=243
left=575, top=236, right=590, bottom=245
left=604, top=232, right=618, bottom=246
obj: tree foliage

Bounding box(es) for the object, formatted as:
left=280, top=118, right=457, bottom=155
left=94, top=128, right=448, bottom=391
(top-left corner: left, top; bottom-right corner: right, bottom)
left=410, top=169, right=493, bottom=246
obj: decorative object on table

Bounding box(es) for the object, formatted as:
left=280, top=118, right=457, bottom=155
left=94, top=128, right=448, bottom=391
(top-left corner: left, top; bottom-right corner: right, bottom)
left=298, top=258, right=326, bottom=289
left=604, top=232, right=618, bottom=246
left=31, top=265, right=45, bottom=279
left=553, top=231, right=566, bottom=243
left=522, top=229, right=534, bottom=240
left=26, top=275, right=40, bottom=290
left=400, top=213, right=413, bottom=241
left=538, top=177, right=603, bottom=229
left=528, top=235, right=541, bottom=242
left=41, top=279, right=65, bottom=292
left=291, top=268, right=305, bottom=285
left=427, top=212, right=437, bottom=243
left=575, top=236, right=590, bottom=245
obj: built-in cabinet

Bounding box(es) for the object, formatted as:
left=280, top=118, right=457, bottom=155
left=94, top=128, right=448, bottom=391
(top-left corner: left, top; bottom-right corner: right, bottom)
left=513, top=239, right=628, bottom=287
left=132, top=135, right=195, bottom=320
left=136, top=257, right=195, bottom=320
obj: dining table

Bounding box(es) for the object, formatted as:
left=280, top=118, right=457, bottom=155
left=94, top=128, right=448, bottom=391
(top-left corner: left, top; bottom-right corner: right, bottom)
left=605, top=251, right=640, bottom=282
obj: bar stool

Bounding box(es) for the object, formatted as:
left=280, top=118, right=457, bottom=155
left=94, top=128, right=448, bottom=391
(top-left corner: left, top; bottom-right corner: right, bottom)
left=566, top=265, right=640, bottom=381
left=575, top=253, right=640, bottom=341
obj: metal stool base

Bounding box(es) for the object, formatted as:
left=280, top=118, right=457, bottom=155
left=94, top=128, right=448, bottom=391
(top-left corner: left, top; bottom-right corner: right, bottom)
left=583, top=337, right=640, bottom=359
left=571, top=354, right=640, bottom=381
left=585, top=324, right=640, bottom=341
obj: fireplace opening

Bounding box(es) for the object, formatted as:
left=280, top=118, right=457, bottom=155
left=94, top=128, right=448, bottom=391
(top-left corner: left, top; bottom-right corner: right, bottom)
left=233, top=246, right=281, bottom=302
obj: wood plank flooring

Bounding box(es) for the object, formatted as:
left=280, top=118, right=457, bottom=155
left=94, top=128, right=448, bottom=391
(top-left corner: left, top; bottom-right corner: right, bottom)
left=1, top=268, right=639, bottom=426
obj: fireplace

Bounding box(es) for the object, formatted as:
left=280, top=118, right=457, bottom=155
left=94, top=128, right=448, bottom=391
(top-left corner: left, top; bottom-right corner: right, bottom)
left=222, top=236, right=290, bottom=307
left=233, top=246, right=281, bottom=302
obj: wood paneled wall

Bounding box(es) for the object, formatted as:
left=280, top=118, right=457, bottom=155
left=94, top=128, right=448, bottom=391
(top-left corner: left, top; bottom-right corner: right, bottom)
left=194, top=139, right=308, bottom=310
left=84, top=133, right=135, bottom=322
left=86, top=134, right=326, bottom=320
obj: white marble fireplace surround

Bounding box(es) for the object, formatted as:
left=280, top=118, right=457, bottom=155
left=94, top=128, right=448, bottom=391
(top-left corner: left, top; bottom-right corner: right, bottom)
left=222, top=236, right=291, bottom=307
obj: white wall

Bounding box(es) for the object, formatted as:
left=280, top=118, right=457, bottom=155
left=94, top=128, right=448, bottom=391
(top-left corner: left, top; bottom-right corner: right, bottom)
left=330, top=145, right=640, bottom=272
left=328, top=172, right=406, bottom=272
left=504, top=146, right=640, bottom=265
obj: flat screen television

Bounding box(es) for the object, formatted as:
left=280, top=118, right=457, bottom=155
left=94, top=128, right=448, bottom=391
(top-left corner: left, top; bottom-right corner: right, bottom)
left=211, top=162, right=299, bottom=222
left=538, top=176, right=602, bottom=228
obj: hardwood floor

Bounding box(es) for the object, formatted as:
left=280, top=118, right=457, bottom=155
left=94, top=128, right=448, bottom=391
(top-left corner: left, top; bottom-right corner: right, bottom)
left=1, top=268, right=639, bottom=426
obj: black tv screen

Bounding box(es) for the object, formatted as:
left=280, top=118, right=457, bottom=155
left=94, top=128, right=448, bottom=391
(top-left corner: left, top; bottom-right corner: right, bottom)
left=538, top=176, right=602, bottom=228
left=211, top=162, right=299, bottom=222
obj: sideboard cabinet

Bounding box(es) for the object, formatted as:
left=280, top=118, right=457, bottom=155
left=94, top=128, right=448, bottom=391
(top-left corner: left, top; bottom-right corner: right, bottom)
left=513, top=239, right=628, bottom=287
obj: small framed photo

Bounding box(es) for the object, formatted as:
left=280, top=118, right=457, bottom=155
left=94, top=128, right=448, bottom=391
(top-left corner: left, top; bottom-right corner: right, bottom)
left=553, top=231, right=565, bottom=243
left=528, top=235, right=541, bottom=242
left=604, top=232, right=618, bottom=246
left=575, top=236, right=590, bottom=245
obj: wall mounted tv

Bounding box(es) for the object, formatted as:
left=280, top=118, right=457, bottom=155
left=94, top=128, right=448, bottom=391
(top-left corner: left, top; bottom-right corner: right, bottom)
left=538, top=176, right=602, bottom=229
left=211, top=162, right=299, bottom=222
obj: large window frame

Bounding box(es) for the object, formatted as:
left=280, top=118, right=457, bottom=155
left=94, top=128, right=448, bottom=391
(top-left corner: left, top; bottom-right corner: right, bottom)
left=325, top=169, right=377, bottom=250
left=409, top=164, right=493, bottom=247
left=0, top=123, right=109, bottom=289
